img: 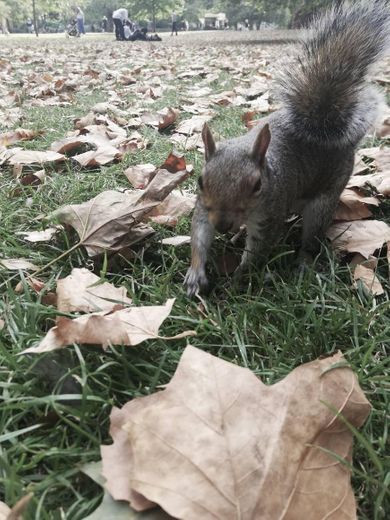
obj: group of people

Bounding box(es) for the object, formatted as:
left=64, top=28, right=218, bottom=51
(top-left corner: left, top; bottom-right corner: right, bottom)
left=112, top=8, right=161, bottom=42
left=65, top=6, right=164, bottom=41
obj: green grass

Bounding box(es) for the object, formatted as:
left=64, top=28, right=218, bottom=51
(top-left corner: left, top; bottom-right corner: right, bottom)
left=0, top=33, right=389, bottom=519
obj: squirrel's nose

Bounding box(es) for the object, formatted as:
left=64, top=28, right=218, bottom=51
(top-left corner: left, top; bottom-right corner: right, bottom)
left=215, top=221, right=233, bottom=234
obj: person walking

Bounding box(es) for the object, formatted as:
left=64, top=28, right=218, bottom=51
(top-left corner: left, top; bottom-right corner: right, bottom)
left=101, top=15, right=108, bottom=32
left=171, top=11, right=178, bottom=36
left=76, top=7, right=85, bottom=35
left=26, top=18, right=33, bottom=34
left=112, top=7, right=128, bottom=40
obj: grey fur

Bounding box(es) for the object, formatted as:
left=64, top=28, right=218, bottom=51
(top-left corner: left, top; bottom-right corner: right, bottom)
left=279, top=0, right=390, bottom=146
left=184, top=0, right=390, bottom=297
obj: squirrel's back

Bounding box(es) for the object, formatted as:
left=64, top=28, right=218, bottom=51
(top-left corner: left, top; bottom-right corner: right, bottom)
left=279, top=0, right=390, bottom=147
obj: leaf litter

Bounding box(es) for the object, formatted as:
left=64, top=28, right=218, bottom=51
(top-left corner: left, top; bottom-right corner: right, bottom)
left=0, top=35, right=389, bottom=519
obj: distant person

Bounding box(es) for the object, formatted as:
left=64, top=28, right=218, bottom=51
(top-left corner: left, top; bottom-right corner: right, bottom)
left=1, top=17, right=9, bottom=34
left=76, top=7, right=85, bottom=35
left=123, top=20, right=132, bottom=40
left=101, top=15, right=108, bottom=32
left=171, top=11, right=178, bottom=36
left=26, top=18, right=33, bottom=33
left=112, top=7, right=128, bottom=40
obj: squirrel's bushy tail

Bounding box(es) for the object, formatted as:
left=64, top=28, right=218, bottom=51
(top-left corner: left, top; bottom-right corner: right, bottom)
left=279, top=0, right=390, bottom=146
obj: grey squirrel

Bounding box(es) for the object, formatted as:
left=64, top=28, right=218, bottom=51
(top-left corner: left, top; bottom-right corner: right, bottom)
left=184, top=0, right=390, bottom=297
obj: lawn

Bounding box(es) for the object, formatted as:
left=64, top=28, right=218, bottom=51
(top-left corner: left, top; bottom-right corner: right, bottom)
left=0, top=30, right=389, bottom=519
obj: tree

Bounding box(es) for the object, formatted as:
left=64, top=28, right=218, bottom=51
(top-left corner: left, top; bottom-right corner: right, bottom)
left=127, top=0, right=183, bottom=30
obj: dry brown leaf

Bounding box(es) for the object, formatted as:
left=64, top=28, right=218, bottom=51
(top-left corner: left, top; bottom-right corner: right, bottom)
left=15, top=276, right=46, bottom=293
left=140, top=169, right=190, bottom=202
left=334, top=188, right=379, bottom=221
left=160, top=152, right=186, bottom=173
left=141, top=108, right=179, bottom=131
left=18, top=169, right=46, bottom=187
left=17, top=227, right=60, bottom=243
left=175, top=115, right=213, bottom=135
left=348, top=170, right=390, bottom=196
left=242, top=111, right=257, bottom=128
left=0, top=128, right=42, bottom=147
left=249, top=92, right=270, bottom=112
left=7, top=149, right=65, bottom=165
left=235, top=78, right=269, bottom=99
left=50, top=190, right=158, bottom=257
left=73, top=144, right=122, bottom=167
left=327, top=220, right=390, bottom=258
left=161, top=235, right=191, bottom=246
left=56, top=268, right=132, bottom=313
left=124, top=164, right=156, bottom=189
left=358, top=147, right=390, bottom=171
left=353, top=264, right=384, bottom=295
left=146, top=191, right=196, bottom=227
left=118, top=131, right=148, bottom=153
left=22, top=299, right=195, bottom=353
left=170, top=132, right=204, bottom=151
left=0, top=493, right=33, bottom=520
left=0, top=258, right=38, bottom=271
left=101, top=346, right=370, bottom=519
left=51, top=165, right=190, bottom=256
left=50, top=135, right=91, bottom=154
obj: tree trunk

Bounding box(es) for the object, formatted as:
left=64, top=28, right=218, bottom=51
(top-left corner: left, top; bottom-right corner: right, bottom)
left=152, top=3, right=156, bottom=32
left=32, top=0, right=38, bottom=36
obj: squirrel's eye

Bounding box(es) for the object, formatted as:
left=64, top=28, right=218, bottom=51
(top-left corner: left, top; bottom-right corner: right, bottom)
left=253, top=178, right=261, bottom=193
left=198, top=177, right=204, bottom=191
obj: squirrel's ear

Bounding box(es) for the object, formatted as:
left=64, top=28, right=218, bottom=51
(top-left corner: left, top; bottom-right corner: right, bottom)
left=202, top=123, right=216, bottom=161
left=251, top=124, right=271, bottom=167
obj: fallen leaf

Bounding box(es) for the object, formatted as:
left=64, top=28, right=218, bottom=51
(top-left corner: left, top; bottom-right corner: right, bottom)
left=160, top=152, right=186, bottom=173
left=327, top=220, right=390, bottom=258
left=22, top=299, right=195, bottom=353
left=141, top=108, right=179, bottom=131
left=358, top=147, right=390, bottom=171
left=353, top=264, right=384, bottom=296
left=0, top=493, right=33, bottom=520
left=81, top=462, right=171, bottom=520
left=348, top=170, right=390, bottom=196
left=124, top=164, right=156, bottom=189
left=161, top=235, right=191, bottom=246
left=50, top=190, right=159, bottom=257
left=334, top=189, right=379, bottom=221
left=140, top=169, right=190, bottom=202
left=146, top=191, right=196, bottom=227
left=17, top=227, right=60, bottom=242
left=0, top=128, right=42, bottom=146
left=56, top=268, right=132, bottom=313
left=73, top=144, right=122, bottom=167
left=7, top=149, right=65, bottom=165
left=170, top=132, right=204, bottom=151
left=175, top=115, right=213, bottom=135
left=101, top=346, right=370, bottom=519
left=118, top=131, right=148, bottom=153
left=19, top=169, right=46, bottom=187
left=0, top=258, right=38, bottom=271
left=242, top=111, right=257, bottom=128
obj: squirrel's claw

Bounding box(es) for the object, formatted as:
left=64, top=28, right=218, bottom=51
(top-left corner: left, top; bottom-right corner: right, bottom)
left=184, top=268, right=208, bottom=298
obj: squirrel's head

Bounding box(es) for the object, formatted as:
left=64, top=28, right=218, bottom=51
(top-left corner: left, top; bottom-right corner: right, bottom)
left=198, top=123, right=271, bottom=234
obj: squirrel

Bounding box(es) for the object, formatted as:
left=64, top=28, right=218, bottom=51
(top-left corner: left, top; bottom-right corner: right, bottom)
left=184, top=0, right=390, bottom=297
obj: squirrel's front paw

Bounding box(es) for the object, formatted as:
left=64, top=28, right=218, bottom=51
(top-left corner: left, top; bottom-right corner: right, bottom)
left=184, top=268, right=208, bottom=297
